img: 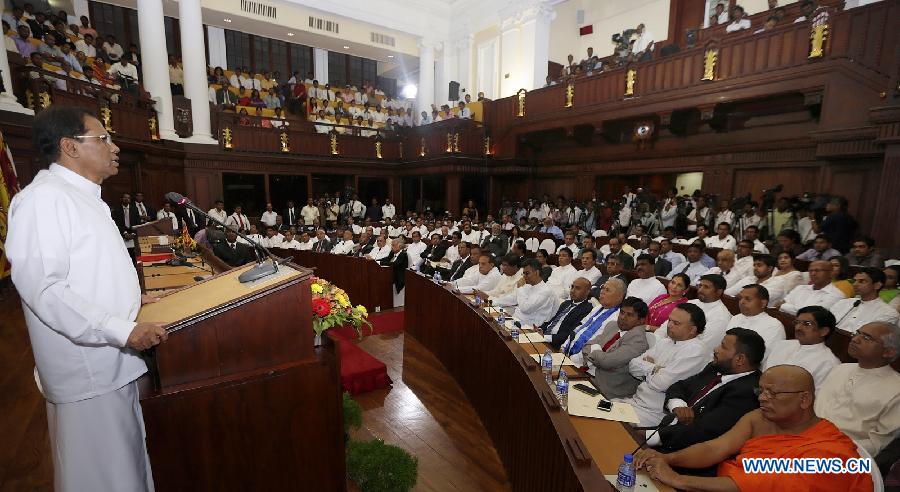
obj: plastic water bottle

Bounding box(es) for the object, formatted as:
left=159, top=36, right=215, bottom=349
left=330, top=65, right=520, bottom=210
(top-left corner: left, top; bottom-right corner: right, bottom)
left=616, top=454, right=636, bottom=491
left=556, top=371, right=569, bottom=411
left=497, top=308, right=506, bottom=326
left=432, top=271, right=439, bottom=283
left=473, top=294, right=481, bottom=307
left=435, top=272, right=442, bottom=284
left=541, top=349, right=554, bottom=385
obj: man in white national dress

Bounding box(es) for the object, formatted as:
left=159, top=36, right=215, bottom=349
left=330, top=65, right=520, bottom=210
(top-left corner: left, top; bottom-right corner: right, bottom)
left=7, top=107, right=167, bottom=492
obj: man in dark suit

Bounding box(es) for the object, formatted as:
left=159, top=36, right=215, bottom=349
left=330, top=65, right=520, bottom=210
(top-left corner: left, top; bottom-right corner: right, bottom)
left=607, top=237, right=635, bottom=270
left=539, top=277, right=595, bottom=348
left=591, top=254, right=629, bottom=297
left=213, top=229, right=252, bottom=267
left=111, top=192, right=136, bottom=237
left=283, top=200, right=299, bottom=228
left=420, top=233, right=448, bottom=268
left=440, top=242, right=473, bottom=281
left=378, top=237, right=409, bottom=293
left=176, top=204, right=201, bottom=236
left=132, top=192, right=155, bottom=225
left=650, top=327, right=764, bottom=454
left=586, top=296, right=651, bottom=399
left=648, top=240, right=673, bottom=277
left=480, top=223, right=509, bottom=260
left=312, top=229, right=332, bottom=252
left=353, top=232, right=375, bottom=257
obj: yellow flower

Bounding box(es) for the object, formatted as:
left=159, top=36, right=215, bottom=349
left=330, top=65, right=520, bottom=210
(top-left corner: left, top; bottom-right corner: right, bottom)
left=356, top=305, right=368, bottom=317
left=311, top=283, right=324, bottom=294
left=337, top=294, right=350, bottom=307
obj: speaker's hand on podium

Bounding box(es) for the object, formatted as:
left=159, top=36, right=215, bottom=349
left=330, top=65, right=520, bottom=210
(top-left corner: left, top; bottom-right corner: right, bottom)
left=128, top=322, right=169, bottom=351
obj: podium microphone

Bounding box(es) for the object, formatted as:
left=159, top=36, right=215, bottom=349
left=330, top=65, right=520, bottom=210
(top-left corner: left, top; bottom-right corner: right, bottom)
left=835, top=299, right=861, bottom=329
left=166, top=191, right=286, bottom=283
left=517, top=321, right=543, bottom=364
left=631, top=413, right=677, bottom=455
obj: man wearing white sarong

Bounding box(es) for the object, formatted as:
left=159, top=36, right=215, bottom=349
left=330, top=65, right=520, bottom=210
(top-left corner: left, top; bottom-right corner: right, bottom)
left=7, top=107, right=167, bottom=492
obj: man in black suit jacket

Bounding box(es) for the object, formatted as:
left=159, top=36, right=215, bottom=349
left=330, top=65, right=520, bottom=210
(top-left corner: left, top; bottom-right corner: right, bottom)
left=283, top=200, right=299, bottom=228
left=539, top=278, right=595, bottom=348
left=438, top=242, right=473, bottom=280
left=652, top=327, right=764, bottom=454
left=132, top=192, right=155, bottom=225
left=177, top=205, right=202, bottom=236
left=420, top=233, right=448, bottom=265
left=591, top=255, right=629, bottom=297
left=649, top=241, right=673, bottom=277
left=111, top=193, right=136, bottom=237
left=313, top=229, right=332, bottom=252
left=213, top=229, right=252, bottom=267
left=378, top=238, right=409, bottom=292
left=480, top=224, right=509, bottom=260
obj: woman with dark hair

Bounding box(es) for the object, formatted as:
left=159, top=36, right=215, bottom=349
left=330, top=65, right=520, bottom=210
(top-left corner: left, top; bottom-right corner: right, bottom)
left=772, top=250, right=804, bottom=295
left=535, top=249, right=554, bottom=281
left=829, top=256, right=854, bottom=298
left=646, top=273, right=690, bottom=330
left=506, top=226, right=521, bottom=253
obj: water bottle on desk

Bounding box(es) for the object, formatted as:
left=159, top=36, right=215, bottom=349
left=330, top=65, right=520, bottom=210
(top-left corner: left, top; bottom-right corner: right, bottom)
left=556, top=371, right=568, bottom=411
left=435, top=272, right=442, bottom=284
left=432, top=271, right=439, bottom=283
left=498, top=308, right=506, bottom=329
left=616, top=454, right=636, bottom=491
left=541, top=349, right=553, bottom=385
left=473, top=294, right=481, bottom=307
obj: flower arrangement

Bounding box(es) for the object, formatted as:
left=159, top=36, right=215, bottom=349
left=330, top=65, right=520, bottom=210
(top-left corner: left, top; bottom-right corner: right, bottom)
left=311, top=277, right=372, bottom=338
left=173, top=224, right=198, bottom=253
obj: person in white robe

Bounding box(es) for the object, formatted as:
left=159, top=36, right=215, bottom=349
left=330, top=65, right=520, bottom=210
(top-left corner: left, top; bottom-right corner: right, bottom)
left=778, top=260, right=845, bottom=315
left=617, top=303, right=710, bottom=426
left=546, top=248, right=579, bottom=300
left=814, top=321, right=900, bottom=457
left=655, top=273, right=734, bottom=353
left=453, top=254, right=501, bottom=293
left=296, top=232, right=318, bottom=251
left=627, top=255, right=666, bottom=304
left=493, top=260, right=559, bottom=327
left=576, top=250, right=602, bottom=284
left=727, top=284, right=786, bottom=358
left=705, top=223, right=737, bottom=251
left=829, top=269, right=900, bottom=333
left=331, top=230, right=357, bottom=255
left=405, top=232, right=428, bottom=270
left=763, top=306, right=840, bottom=389
left=475, top=256, right=523, bottom=301
left=7, top=108, right=167, bottom=492
left=724, top=255, right=784, bottom=306
left=260, top=203, right=278, bottom=227
left=668, top=243, right=708, bottom=285
left=703, top=250, right=745, bottom=290
left=365, top=236, right=391, bottom=261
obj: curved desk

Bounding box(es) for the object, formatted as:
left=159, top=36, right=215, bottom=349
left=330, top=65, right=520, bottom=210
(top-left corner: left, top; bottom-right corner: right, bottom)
left=404, top=271, right=671, bottom=492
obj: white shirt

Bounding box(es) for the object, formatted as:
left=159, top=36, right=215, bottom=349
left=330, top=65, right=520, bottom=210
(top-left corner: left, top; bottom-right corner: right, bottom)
left=705, top=235, right=736, bottom=251
left=830, top=297, right=900, bottom=333
left=455, top=267, right=501, bottom=294
left=107, top=61, right=138, bottom=81
left=621, top=337, right=709, bottom=426
left=300, top=205, right=319, bottom=225
left=631, top=30, right=655, bottom=54
left=565, top=305, right=621, bottom=366
left=715, top=210, right=735, bottom=227
left=717, top=11, right=730, bottom=24
left=486, top=270, right=523, bottom=299
left=669, top=260, right=707, bottom=285
left=225, top=213, right=250, bottom=231
left=727, top=312, right=786, bottom=358
left=655, top=299, right=734, bottom=353
left=297, top=238, right=317, bottom=251
left=626, top=277, right=667, bottom=305
left=725, top=274, right=785, bottom=306
left=734, top=255, right=754, bottom=278
left=703, top=266, right=746, bottom=290
left=815, top=363, right=900, bottom=456
left=726, top=18, right=751, bottom=32
left=382, top=203, right=396, bottom=219
left=368, top=244, right=392, bottom=261
left=260, top=211, right=278, bottom=227
left=557, top=243, right=580, bottom=257
left=207, top=207, right=227, bottom=225
left=331, top=239, right=356, bottom=255
left=405, top=241, right=427, bottom=269
left=546, top=263, right=579, bottom=300
left=763, top=340, right=839, bottom=389
left=261, top=236, right=284, bottom=249
left=156, top=209, right=178, bottom=230
left=661, top=251, right=686, bottom=267
left=7, top=164, right=145, bottom=403
left=280, top=239, right=302, bottom=250
left=494, top=281, right=559, bottom=327
left=577, top=266, right=602, bottom=285
left=779, top=283, right=844, bottom=315
left=443, top=244, right=460, bottom=264
left=461, top=230, right=482, bottom=245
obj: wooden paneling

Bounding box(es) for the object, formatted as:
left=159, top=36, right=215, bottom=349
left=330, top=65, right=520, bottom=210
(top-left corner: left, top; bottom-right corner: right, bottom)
left=730, top=165, right=820, bottom=202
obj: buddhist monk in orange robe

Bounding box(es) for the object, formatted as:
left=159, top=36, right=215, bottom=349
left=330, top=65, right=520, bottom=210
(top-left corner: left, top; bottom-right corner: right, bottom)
left=634, top=365, right=873, bottom=491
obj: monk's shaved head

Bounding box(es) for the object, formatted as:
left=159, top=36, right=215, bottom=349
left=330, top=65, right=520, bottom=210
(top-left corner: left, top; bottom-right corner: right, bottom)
left=757, top=365, right=816, bottom=427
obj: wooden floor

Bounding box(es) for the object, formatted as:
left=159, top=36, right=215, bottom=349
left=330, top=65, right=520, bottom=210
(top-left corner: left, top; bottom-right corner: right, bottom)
left=0, top=290, right=510, bottom=492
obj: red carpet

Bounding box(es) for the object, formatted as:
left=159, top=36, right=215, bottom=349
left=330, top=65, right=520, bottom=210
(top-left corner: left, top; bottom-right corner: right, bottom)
left=328, top=311, right=404, bottom=395
left=328, top=311, right=405, bottom=341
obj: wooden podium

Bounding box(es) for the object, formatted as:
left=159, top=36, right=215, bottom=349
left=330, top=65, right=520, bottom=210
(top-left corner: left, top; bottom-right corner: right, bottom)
left=135, top=262, right=346, bottom=491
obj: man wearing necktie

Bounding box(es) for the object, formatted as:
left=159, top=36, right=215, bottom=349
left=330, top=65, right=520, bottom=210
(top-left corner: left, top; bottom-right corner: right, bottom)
left=642, top=327, right=764, bottom=454
left=562, top=278, right=627, bottom=365
left=539, top=278, right=594, bottom=348
left=585, top=297, right=651, bottom=398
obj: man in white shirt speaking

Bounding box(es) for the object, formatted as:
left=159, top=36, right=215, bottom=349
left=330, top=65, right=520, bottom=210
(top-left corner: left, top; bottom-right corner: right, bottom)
left=7, top=107, right=167, bottom=491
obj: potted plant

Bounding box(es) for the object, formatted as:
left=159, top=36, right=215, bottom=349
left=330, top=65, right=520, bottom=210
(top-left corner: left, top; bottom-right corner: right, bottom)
left=310, top=277, right=372, bottom=345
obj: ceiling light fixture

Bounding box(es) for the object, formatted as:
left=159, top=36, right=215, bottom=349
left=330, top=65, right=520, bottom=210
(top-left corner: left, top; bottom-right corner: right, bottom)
left=387, top=55, right=394, bottom=58
left=223, top=18, right=232, bottom=22
left=287, top=32, right=295, bottom=36
left=343, top=45, right=350, bottom=49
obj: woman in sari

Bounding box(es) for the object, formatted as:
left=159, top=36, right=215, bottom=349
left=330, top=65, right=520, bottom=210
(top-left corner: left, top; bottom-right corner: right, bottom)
left=646, top=273, right=690, bottom=331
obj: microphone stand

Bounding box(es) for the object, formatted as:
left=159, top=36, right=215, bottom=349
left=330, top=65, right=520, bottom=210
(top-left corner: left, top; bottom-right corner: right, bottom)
left=167, top=192, right=286, bottom=283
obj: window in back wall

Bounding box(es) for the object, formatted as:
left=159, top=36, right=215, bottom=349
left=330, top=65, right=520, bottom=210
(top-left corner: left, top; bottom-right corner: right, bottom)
left=289, top=44, right=313, bottom=80
left=327, top=51, right=346, bottom=87
left=224, top=30, right=251, bottom=71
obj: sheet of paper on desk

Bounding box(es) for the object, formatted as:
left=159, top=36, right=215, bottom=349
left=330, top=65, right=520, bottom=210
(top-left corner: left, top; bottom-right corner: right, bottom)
left=604, top=474, right=659, bottom=491
left=518, top=332, right=545, bottom=343
left=529, top=353, right=574, bottom=366
left=567, top=383, right=641, bottom=424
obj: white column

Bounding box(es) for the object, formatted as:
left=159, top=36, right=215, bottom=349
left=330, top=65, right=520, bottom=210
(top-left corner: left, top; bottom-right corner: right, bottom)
left=313, top=48, right=328, bottom=84
left=137, top=0, right=176, bottom=140
left=417, top=40, right=435, bottom=114
left=179, top=0, right=216, bottom=143
left=435, top=43, right=450, bottom=105
left=499, top=20, right=519, bottom=98
left=456, top=36, right=473, bottom=98
left=0, top=0, right=31, bottom=113
left=518, top=4, right=555, bottom=91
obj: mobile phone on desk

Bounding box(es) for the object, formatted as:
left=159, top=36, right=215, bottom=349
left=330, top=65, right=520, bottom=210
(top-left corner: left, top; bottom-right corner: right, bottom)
left=596, top=399, right=613, bottom=412
left=573, top=383, right=600, bottom=397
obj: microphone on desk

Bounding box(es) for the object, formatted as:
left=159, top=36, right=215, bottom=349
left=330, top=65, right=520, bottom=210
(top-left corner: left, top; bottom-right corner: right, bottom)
left=631, top=413, right=677, bottom=455
left=560, top=330, right=579, bottom=368
left=517, top=321, right=543, bottom=366
left=835, top=299, right=861, bottom=329
left=166, top=191, right=286, bottom=283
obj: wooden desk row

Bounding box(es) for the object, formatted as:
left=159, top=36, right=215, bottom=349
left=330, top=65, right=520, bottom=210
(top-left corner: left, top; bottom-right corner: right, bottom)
left=404, top=271, right=671, bottom=492
left=270, top=249, right=395, bottom=312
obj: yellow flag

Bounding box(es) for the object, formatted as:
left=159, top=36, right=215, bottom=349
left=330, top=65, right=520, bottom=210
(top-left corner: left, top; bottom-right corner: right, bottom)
left=0, top=131, right=21, bottom=279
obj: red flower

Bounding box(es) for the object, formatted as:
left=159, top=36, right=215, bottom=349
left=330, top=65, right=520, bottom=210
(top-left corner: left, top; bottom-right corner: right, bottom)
left=311, top=298, right=331, bottom=317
